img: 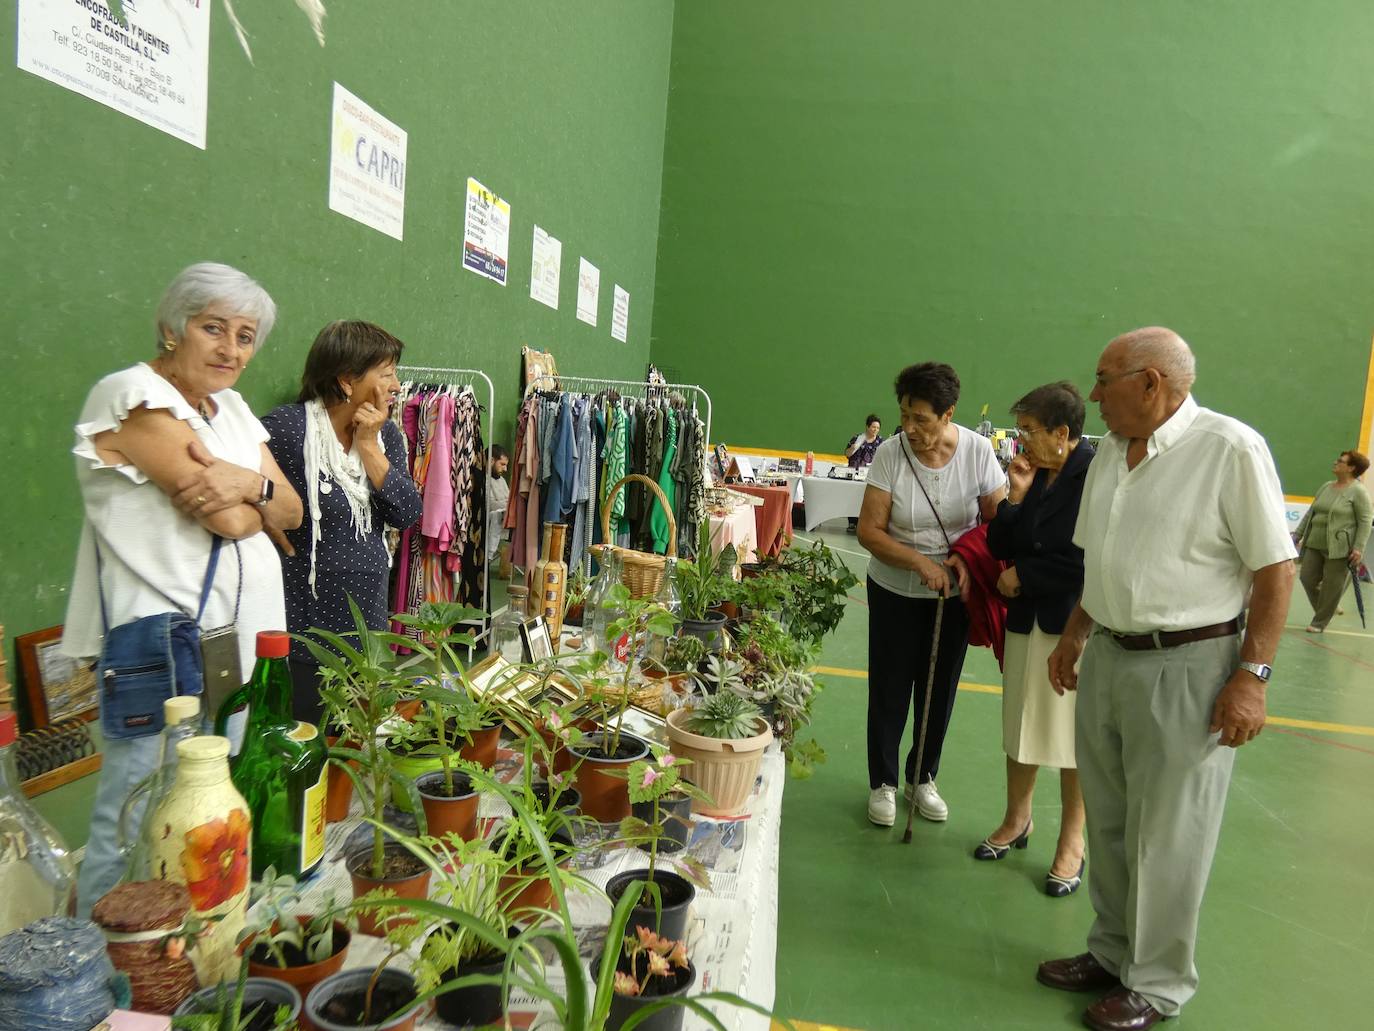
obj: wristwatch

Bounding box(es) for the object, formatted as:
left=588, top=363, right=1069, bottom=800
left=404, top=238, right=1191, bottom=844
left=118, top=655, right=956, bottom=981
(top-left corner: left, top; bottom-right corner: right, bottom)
left=1237, top=661, right=1271, bottom=683
left=255, top=476, right=275, bottom=508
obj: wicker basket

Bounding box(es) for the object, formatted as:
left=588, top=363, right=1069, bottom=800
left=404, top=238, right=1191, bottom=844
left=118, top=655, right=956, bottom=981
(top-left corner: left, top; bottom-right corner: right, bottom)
left=600, top=474, right=678, bottom=598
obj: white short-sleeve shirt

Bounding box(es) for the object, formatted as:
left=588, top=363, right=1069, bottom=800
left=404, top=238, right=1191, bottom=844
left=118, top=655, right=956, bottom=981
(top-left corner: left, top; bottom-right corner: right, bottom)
left=62, top=363, right=285, bottom=674
left=864, top=426, right=1006, bottom=598
left=1072, top=394, right=1297, bottom=633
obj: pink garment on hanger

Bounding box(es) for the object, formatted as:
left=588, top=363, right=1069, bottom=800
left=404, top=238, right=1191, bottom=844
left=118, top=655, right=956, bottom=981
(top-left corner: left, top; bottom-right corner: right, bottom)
left=420, top=393, right=457, bottom=552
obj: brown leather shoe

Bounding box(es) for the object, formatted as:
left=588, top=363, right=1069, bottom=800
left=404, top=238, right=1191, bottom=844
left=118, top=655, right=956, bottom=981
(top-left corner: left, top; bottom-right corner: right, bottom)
left=1083, top=987, right=1165, bottom=1031
left=1036, top=952, right=1120, bottom=992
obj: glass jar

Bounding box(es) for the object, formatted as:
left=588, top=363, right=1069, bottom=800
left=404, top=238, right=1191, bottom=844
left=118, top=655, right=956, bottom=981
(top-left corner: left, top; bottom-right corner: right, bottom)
left=583, top=547, right=623, bottom=664
left=492, top=586, right=530, bottom=664
left=0, top=712, right=76, bottom=936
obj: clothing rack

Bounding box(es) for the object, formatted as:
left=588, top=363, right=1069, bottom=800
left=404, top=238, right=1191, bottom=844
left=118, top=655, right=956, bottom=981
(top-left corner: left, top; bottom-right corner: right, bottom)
left=524, top=374, right=713, bottom=452
left=397, top=365, right=495, bottom=654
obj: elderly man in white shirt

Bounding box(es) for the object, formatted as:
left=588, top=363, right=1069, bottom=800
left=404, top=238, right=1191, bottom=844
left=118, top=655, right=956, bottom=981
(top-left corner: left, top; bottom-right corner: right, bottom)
left=1036, top=328, right=1296, bottom=1031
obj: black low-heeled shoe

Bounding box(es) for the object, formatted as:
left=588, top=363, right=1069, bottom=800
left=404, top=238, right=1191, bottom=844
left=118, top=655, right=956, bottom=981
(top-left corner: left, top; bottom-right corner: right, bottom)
left=972, top=821, right=1031, bottom=861
left=1045, top=858, right=1085, bottom=897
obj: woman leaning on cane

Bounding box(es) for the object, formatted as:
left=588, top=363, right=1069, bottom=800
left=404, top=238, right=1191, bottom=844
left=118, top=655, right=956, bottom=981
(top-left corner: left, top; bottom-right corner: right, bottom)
left=1294, top=449, right=1371, bottom=634
left=856, top=362, right=1006, bottom=828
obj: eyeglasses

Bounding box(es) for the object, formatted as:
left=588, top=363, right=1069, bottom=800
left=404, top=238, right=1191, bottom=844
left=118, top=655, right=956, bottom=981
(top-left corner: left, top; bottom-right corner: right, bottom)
left=1093, top=368, right=1167, bottom=388
left=1017, top=425, right=1048, bottom=438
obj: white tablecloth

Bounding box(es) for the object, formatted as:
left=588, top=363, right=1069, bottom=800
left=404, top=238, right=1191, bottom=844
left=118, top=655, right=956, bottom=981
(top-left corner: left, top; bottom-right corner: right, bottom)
left=295, top=711, right=783, bottom=1030
left=800, top=475, right=867, bottom=530
left=709, top=506, right=758, bottom=565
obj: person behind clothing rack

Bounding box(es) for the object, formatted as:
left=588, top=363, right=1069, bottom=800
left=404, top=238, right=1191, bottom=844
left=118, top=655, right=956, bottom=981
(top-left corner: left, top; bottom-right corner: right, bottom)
left=261, top=321, right=423, bottom=723
left=856, top=362, right=1006, bottom=828
left=487, top=443, right=510, bottom=565
left=950, top=381, right=1094, bottom=898
left=1293, top=448, right=1371, bottom=633
left=61, top=262, right=303, bottom=913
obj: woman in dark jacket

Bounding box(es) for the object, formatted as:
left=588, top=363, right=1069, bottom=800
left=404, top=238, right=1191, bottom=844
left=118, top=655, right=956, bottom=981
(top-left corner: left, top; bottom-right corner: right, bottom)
left=262, top=321, right=423, bottom=722
left=972, top=381, right=1093, bottom=896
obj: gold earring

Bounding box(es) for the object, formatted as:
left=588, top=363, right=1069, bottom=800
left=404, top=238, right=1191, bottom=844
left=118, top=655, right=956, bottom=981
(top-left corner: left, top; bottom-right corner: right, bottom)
left=164, top=339, right=177, bottom=353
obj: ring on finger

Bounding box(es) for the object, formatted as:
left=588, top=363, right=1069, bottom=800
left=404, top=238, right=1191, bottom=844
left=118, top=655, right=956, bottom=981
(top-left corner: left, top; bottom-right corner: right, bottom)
left=195, top=495, right=207, bottom=505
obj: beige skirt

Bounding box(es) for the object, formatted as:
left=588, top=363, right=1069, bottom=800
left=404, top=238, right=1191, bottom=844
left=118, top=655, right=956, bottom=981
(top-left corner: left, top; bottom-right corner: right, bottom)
left=1003, top=626, right=1077, bottom=769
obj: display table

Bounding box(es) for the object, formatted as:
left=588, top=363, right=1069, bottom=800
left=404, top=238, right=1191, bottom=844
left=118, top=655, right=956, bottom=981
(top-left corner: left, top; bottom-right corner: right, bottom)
left=800, top=475, right=868, bottom=530
left=709, top=505, right=757, bottom=565
left=290, top=712, right=784, bottom=1030
left=728, top=484, right=793, bottom=557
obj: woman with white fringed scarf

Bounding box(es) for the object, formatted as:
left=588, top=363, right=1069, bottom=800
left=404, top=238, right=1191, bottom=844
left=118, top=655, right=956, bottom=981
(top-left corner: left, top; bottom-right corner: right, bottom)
left=261, top=321, right=423, bottom=723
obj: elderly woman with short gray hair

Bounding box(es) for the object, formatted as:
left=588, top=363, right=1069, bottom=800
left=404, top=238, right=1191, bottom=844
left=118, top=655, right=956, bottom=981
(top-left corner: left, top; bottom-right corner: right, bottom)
left=62, top=261, right=302, bottom=913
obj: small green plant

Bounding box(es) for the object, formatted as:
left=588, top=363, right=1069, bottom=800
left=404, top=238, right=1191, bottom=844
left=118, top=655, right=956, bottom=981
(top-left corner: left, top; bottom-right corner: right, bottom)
left=694, top=653, right=747, bottom=696
left=773, top=539, right=859, bottom=643
left=594, top=585, right=676, bottom=755
left=675, top=522, right=738, bottom=620
left=663, top=634, right=706, bottom=673
left=169, top=953, right=296, bottom=1030
left=614, top=748, right=710, bottom=901
left=685, top=691, right=764, bottom=739
left=242, top=867, right=344, bottom=968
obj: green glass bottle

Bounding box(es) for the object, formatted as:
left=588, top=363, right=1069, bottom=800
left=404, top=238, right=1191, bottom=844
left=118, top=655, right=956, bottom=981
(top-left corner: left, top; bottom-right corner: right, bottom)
left=214, top=631, right=328, bottom=880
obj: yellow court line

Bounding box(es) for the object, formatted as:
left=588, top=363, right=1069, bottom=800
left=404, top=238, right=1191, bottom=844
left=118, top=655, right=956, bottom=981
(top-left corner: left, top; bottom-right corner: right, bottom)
left=811, top=666, right=1374, bottom=738
left=772, top=1022, right=863, bottom=1031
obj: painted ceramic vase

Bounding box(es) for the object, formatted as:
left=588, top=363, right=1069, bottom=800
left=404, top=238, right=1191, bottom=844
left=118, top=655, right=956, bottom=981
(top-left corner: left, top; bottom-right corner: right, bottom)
left=149, top=735, right=251, bottom=985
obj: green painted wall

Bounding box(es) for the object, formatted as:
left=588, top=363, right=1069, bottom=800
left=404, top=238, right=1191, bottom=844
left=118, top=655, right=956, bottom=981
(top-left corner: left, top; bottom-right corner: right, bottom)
left=0, top=1, right=673, bottom=693
left=650, top=1, right=1374, bottom=485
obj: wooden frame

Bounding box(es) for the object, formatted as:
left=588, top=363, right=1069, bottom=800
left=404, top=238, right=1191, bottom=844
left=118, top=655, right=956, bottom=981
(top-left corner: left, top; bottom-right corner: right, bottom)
left=16, top=625, right=97, bottom=730
left=519, top=616, right=554, bottom=661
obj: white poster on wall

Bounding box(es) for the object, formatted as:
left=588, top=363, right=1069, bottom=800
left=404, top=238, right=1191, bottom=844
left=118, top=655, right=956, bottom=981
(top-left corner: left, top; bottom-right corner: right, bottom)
left=611, top=285, right=630, bottom=342
left=17, top=0, right=212, bottom=149
left=530, top=226, right=562, bottom=309
left=462, top=178, right=511, bottom=285
left=576, top=258, right=600, bottom=326
left=328, top=83, right=408, bottom=240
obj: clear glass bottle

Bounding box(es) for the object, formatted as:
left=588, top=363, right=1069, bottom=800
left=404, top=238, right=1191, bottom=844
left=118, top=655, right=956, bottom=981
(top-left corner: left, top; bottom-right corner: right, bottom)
left=584, top=546, right=622, bottom=662
left=0, top=711, right=76, bottom=935
left=647, top=557, right=682, bottom=666
left=119, top=694, right=202, bottom=882
left=493, top=585, right=530, bottom=664
left=213, top=631, right=328, bottom=880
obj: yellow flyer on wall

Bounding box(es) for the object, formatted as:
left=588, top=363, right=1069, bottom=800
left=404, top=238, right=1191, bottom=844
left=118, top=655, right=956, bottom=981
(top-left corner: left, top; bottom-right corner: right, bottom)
left=17, top=0, right=211, bottom=149
left=463, top=177, right=511, bottom=285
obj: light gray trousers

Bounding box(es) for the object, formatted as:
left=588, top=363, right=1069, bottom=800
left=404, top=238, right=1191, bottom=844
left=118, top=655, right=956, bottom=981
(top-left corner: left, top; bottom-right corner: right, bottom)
left=1076, top=630, right=1239, bottom=1015
left=1298, top=547, right=1349, bottom=630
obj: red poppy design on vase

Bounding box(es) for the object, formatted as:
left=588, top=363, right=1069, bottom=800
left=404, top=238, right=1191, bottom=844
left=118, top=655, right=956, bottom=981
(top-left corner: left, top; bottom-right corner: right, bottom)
left=180, top=807, right=250, bottom=910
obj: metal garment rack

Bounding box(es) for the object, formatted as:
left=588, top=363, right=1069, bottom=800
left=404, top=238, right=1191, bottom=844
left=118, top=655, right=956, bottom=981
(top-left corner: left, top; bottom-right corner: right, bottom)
left=396, top=365, right=496, bottom=654
left=524, top=373, right=714, bottom=573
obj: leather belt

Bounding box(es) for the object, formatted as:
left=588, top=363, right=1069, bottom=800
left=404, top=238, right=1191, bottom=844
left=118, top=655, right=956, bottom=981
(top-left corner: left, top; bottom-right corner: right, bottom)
left=1105, top=617, right=1242, bottom=651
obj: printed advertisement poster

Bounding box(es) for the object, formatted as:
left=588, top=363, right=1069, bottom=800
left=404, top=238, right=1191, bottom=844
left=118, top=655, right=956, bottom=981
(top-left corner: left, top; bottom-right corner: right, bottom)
left=17, top=0, right=212, bottom=149
left=328, top=82, right=408, bottom=241
left=611, top=285, right=630, bottom=342
left=576, top=257, right=600, bottom=326
left=529, top=225, right=562, bottom=309
left=462, top=177, right=511, bottom=284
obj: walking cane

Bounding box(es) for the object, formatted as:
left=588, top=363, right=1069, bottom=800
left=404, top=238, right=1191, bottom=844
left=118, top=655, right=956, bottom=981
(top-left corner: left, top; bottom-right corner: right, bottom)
left=902, top=594, right=946, bottom=844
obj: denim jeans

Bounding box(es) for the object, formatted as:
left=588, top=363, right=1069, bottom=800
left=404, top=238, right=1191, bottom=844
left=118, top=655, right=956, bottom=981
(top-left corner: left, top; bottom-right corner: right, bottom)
left=76, top=733, right=161, bottom=916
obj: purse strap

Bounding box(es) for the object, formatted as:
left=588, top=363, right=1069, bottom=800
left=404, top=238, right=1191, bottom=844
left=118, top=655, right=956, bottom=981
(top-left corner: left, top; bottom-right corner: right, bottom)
left=94, top=534, right=231, bottom=633
left=898, top=435, right=953, bottom=552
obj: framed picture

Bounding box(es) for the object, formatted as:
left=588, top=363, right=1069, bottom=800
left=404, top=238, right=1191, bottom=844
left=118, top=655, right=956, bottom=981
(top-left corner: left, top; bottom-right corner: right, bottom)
left=520, top=616, right=554, bottom=661
left=16, top=625, right=97, bottom=730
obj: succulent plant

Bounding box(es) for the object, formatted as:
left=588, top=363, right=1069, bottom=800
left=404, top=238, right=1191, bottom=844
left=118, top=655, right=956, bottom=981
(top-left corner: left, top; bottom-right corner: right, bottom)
left=695, top=653, right=747, bottom=696
left=684, top=691, right=764, bottom=740
left=664, top=634, right=706, bottom=673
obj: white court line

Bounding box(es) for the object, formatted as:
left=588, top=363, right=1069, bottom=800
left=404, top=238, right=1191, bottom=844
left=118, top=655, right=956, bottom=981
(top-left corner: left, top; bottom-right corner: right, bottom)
left=792, top=531, right=869, bottom=562
left=1285, top=624, right=1374, bottom=640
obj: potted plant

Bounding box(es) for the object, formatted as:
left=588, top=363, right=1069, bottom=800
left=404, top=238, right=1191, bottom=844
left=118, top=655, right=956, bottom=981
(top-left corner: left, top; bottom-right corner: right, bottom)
left=599, top=926, right=696, bottom=1031
left=665, top=691, right=773, bottom=817
left=173, top=952, right=302, bottom=1031
left=302, top=902, right=424, bottom=1031
left=609, top=749, right=711, bottom=943
left=304, top=600, right=431, bottom=936
left=242, top=867, right=351, bottom=999
left=568, top=587, right=670, bottom=821
left=727, top=615, right=828, bottom=779
left=563, top=564, right=591, bottom=628
left=672, top=523, right=737, bottom=651
left=772, top=539, right=859, bottom=644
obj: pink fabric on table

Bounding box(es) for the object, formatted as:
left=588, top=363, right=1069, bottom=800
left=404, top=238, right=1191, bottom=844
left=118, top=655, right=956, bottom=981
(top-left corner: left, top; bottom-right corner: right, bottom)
left=729, top=483, right=793, bottom=557
left=709, top=506, right=757, bottom=566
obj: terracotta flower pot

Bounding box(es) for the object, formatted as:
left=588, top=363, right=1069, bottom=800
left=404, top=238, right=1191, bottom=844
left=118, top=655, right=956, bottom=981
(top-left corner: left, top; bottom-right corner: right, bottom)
left=534, top=715, right=599, bottom=777
left=459, top=721, right=503, bottom=769
left=664, top=708, right=772, bottom=817
left=325, top=736, right=358, bottom=824
left=570, top=731, right=651, bottom=823
left=415, top=769, right=479, bottom=842
left=492, top=822, right=574, bottom=918
left=346, top=843, right=432, bottom=938
left=247, top=917, right=351, bottom=1000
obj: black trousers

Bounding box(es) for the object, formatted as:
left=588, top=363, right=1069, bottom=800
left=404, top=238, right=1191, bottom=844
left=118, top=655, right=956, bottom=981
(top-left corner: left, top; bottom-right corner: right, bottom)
left=866, top=577, right=971, bottom=789
left=289, top=658, right=327, bottom=726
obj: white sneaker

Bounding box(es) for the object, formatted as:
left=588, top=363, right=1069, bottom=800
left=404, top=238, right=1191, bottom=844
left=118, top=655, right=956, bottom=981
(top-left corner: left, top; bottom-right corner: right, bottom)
left=867, top=785, right=897, bottom=826
left=905, top=780, right=949, bottom=822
